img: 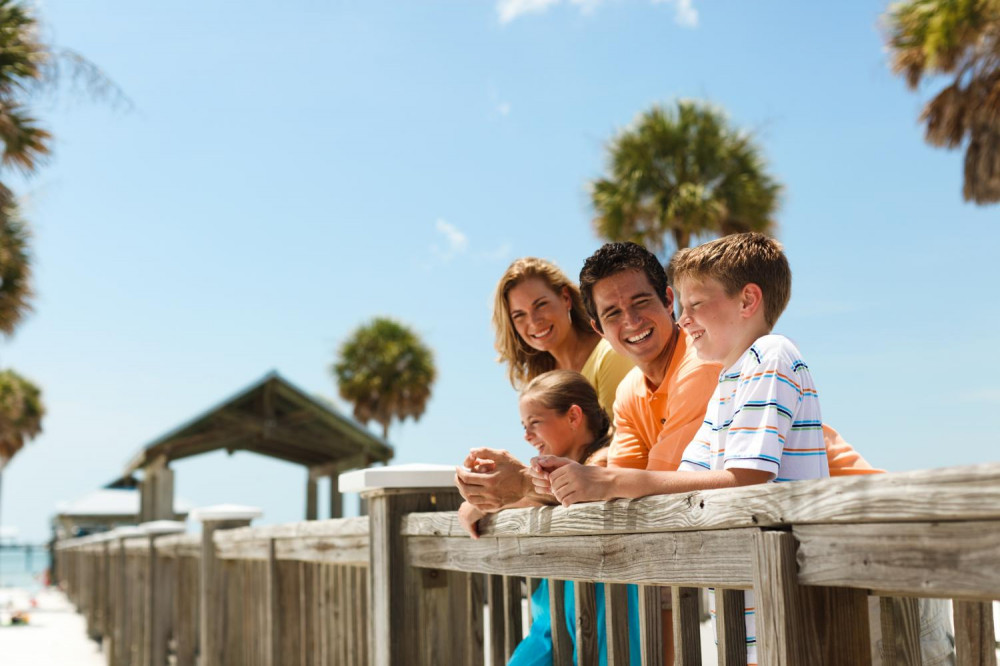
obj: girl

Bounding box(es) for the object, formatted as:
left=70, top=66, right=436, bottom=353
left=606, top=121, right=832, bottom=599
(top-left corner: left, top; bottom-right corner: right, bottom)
left=458, top=370, right=640, bottom=666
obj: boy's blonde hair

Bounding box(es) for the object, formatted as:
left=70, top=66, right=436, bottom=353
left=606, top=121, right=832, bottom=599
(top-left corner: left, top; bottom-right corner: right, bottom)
left=668, top=232, right=791, bottom=328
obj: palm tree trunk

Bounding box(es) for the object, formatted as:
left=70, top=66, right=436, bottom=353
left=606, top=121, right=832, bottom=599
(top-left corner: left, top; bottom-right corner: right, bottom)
left=672, top=228, right=691, bottom=251
left=381, top=422, right=389, bottom=441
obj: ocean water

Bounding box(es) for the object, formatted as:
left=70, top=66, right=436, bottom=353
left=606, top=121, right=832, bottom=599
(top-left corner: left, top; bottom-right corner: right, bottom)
left=0, top=548, right=49, bottom=591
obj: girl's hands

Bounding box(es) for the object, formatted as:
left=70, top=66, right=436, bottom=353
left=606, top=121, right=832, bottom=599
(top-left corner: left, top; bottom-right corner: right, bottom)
left=530, top=456, right=613, bottom=506
left=458, top=501, right=486, bottom=539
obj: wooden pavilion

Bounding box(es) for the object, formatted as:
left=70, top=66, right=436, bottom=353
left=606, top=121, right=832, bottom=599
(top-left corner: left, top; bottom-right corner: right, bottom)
left=119, top=371, right=393, bottom=523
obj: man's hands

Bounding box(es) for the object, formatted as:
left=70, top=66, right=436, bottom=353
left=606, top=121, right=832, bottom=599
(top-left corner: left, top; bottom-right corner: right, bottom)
left=528, top=456, right=615, bottom=507
left=455, top=448, right=532, bottom=512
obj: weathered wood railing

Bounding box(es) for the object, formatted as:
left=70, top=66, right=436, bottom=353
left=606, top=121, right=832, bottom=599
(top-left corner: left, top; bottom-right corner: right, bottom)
left=56, top=463, right=1000, bottom=665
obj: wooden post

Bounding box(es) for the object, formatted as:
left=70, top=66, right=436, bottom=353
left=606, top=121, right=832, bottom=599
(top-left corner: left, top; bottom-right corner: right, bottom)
left=344, top=464, right=462, bottom=666
left=193, top=505, right=262, bottom=666
left=140, top=521, right=185, bottom=666
left=140, top=457, right=176, bottom=522
left=306, top=476, right=318, bottom=520
left=752, top=530, right=871, bottom=666
left=329, top=472, right=343, bottom=519
left=109, top=527, right=145, bottom=666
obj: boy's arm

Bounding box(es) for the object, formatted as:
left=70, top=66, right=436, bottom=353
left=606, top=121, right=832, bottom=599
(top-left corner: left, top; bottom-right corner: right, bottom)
left=534, top=457, right=771, bottom=506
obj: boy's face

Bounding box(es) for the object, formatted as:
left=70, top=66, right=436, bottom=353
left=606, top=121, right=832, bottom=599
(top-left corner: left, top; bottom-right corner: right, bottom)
left=676, top=275, right=746, bottom=367
left=590, top=269, right=675, bottom=369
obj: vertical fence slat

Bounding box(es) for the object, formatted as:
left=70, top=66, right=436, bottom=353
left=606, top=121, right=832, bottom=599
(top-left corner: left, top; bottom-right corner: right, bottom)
left=954, top=600, right=998, bottom=666
left=671, top=586, right=702, bottom=666
left=637, top=585, right=663, bottom=666
left=503, top=575, right=524, bottom=661
left=715, top=588, right=748, bottom=666
left=487, top=574, right=506, bottom=666
left=879, top=597, right=921, bottom=666
left=574, top=581, right=598, bottom=666
left=550, top=579, right=574, bottom=666
left=604, top=583, right=630, bottom=666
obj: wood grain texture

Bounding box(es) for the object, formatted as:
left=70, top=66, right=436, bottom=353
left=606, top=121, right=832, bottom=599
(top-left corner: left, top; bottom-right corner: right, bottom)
left=753, top=530, right=871, bottom=666
left=407, top=529, right=756, bottom=588
left=715, top=588, right=747, bottom=666
left=637, top=585, right=663, bottom=666
left=878, top=597, right=921, bottom=666
left=487, top=574, right=506, bottom=666
left=953, top=601, right=998, bottom=666
left=549, top=579, right=574, bottom=666
left=574, top=581, right=598, bottom=666
left=503, top=575, right=524, bottom=661
left=604, top=583, right=631, bottom=666
left=403, top=462, right=1000, bottom=538
left=367, top=488, right=463, bottom=666
left=795, top=521, right=1000, bottom=599
left=671, top=586, right=701, bottom=666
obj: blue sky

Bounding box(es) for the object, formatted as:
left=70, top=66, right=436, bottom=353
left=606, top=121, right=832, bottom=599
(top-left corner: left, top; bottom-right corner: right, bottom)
left=2, top=0, right=998, bottom=543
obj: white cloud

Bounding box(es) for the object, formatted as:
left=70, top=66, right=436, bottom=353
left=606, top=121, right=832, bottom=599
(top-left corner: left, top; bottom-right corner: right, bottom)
left=497, top=101, right=512, bottom=116
left=664, top=0, right=698, bottom=27
left=498, top=0, right=560, bottom=24
left=499, top=0, right=698, bottom=27
left=429, top=219, right=469, bottom=263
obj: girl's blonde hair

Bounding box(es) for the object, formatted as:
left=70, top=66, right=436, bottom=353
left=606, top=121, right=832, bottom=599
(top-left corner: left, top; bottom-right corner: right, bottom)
left=521, top=370, right=612, bottom=464
left=493, top=257, right=594, bottom=388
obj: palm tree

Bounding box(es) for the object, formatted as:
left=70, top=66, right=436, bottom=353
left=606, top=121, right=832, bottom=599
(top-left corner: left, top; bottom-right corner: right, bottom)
left=0, top=184, right=33, bottom=336
left=885, top=0, right=1000, bottom=204
left=332, top=318, right=436, bottom=440
left=590, top=100, right=781, bottom=259
left=0, top=370, right=44, bottom=568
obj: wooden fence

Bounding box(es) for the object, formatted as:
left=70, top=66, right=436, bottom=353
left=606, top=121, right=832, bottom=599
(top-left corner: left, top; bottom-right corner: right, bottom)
left=56, top=462, right=1000, bottom=665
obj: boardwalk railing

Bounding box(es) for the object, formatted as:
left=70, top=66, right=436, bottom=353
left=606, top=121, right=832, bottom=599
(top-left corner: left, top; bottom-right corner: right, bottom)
left=57, top=462, right=1000, bottom=665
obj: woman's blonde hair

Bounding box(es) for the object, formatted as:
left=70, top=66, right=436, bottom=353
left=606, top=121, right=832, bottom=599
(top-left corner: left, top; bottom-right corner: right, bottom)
left=493, top=257, right=594, bottom=388
left=521, top=369, right=612, bottom=464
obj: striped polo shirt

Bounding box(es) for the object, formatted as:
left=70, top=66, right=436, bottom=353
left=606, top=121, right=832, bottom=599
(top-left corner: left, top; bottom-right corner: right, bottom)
left=678, top=334, right=830, bottom=665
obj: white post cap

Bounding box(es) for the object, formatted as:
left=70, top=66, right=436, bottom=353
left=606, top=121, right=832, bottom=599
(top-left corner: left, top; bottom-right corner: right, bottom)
left=338, top=463, right=457, bottom=493
left=139, top=520, right=186, bottom=535
left=111, top=526, right=145, bottom=539
left=190, top=504, right=263, bottom=523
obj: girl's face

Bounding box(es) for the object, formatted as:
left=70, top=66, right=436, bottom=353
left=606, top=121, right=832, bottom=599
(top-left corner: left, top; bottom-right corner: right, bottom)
left=507, top=278, right=574, bottom=355
left=519, top=396, right=584, bottom=459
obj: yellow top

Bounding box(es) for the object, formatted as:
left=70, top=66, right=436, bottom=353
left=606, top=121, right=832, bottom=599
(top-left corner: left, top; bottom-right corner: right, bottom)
left=579, top=338, right=635, bottom=418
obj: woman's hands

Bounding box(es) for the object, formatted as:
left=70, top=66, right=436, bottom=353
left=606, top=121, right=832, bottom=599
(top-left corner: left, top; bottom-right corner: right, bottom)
left=528, top=456, right=615, bottom=507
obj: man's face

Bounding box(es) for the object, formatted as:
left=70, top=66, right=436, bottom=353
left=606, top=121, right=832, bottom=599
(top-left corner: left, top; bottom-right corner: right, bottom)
left=590, top=269, right=675, bottom=367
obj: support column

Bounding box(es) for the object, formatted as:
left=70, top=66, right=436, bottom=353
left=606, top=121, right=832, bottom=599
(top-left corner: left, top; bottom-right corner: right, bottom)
left=340, top=464, right=462, bottom=666
left=306, top=476, right=318, bottom=520
left=329, top=472, right=343, bottom=519
left=193, top=505, right=262, bottom=666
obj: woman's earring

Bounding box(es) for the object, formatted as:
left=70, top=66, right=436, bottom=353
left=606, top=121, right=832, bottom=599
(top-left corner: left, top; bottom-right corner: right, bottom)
left=567, top=308, right=572, bottom=323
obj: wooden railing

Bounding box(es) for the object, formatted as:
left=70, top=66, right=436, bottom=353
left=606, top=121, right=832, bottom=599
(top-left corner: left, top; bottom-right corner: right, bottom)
left=56, top=462, right=1000, bottom=665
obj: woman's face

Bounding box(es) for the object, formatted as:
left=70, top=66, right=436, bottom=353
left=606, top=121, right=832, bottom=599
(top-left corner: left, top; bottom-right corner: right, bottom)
left=519, top=396, right=581, bottom=458
left=507, top=278, right=574, bottom=355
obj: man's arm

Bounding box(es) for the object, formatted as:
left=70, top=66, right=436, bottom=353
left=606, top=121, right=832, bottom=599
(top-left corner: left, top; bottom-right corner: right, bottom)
left=530, top=456, right=771, bottom=506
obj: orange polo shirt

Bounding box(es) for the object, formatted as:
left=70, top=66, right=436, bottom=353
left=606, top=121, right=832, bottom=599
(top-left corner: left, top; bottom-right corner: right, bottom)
left=607, top=330, right=882, bottom=475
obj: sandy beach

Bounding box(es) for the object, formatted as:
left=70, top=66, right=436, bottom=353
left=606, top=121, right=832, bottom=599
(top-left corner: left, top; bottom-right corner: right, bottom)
left=0, top=587, right=105, bottom=666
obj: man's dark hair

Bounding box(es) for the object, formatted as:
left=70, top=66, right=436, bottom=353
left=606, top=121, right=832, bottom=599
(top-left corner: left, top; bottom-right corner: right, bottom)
left=579, top=242, right=669, bottom=332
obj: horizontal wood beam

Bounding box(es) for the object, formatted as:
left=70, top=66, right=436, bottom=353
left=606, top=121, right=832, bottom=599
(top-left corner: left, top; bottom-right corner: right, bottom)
left=403, top=461, right=1000, bottom=537
left=406, top=528, right=757, bottom=588
left=795, top=521, right=1000, bottom=600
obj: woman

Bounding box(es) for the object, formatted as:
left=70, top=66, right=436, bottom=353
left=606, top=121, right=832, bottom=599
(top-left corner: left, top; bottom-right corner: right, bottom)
left=493, top=257, right=633, bottom=417
left=458, top=370, right=640, bottom=666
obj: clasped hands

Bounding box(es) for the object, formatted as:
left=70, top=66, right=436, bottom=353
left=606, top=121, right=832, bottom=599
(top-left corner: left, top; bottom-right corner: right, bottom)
left=527, top=456, right=612, bottom=507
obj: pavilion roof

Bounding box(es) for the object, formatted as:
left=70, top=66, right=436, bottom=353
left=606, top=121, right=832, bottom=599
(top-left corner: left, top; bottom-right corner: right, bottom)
left=122, top=371, right=393, bottom=476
